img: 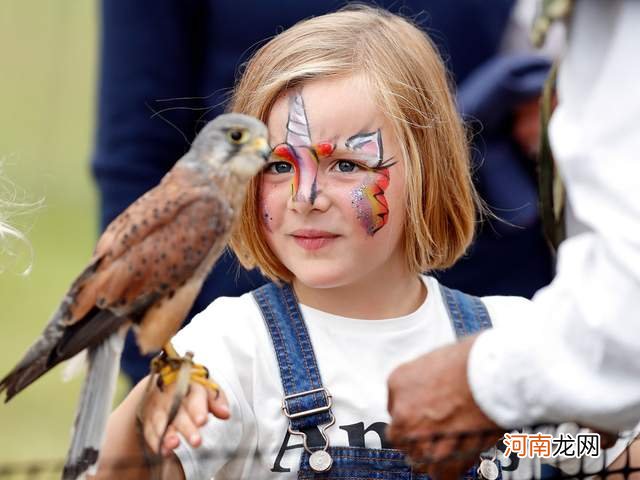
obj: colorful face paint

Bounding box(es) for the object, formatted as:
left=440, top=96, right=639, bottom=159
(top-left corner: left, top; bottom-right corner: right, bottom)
left=346, top=130, right=392, bottom=235
left=314, top=141, right=335, bottom=158
left=271, top=91, right=335, bottom=204
left=345, top=130, right=385, bottom=168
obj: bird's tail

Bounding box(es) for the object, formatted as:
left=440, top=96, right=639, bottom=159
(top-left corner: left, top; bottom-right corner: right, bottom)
left=62, top=329, right=126, bottom=480
left=0, top=310, right=67, bottom=401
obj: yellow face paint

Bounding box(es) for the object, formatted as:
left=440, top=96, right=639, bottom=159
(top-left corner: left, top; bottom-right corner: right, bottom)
left=346, top=130, right=392, bottom=236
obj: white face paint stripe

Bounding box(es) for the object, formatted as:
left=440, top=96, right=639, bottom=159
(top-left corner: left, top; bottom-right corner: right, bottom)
left=286, top=92, right=312, bottom=146
left=344, top=130, right=383, bottom=168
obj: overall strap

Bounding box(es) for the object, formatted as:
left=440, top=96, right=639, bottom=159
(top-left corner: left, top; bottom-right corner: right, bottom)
left=252, top=282, right=333, bottom=433
left=439, top=284, right=493, bottom=338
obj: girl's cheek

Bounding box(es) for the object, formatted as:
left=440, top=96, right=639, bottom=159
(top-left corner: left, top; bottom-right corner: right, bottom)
left=261, top=204, right=274, bottom=233
left=259, top=181, right=286, bottom=232
left=350, top=169, right=391, bottom=236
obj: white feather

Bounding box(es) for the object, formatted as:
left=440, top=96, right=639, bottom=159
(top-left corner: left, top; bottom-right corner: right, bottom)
left=62, top=350, right=88, bottom=382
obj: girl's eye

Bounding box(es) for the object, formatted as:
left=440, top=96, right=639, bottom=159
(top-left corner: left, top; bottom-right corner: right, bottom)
left=334, top=160, right=359, bottom=173
left=266, top=162, right=293, bottom=174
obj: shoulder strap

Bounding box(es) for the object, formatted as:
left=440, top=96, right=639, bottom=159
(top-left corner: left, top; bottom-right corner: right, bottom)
left=252, top=282, right=333, bottom=433
left=438, top=284, right=492, bottom=338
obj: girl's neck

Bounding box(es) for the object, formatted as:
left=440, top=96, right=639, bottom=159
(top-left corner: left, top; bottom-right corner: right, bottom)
left=292, top=264, right=426, bottom=320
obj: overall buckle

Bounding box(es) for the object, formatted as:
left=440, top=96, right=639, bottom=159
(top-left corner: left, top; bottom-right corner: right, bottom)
left=281, top=387, right=335, bottom=472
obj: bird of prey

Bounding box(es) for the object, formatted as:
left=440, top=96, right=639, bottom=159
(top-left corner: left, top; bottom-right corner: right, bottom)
left=0, top=113, right=270, bottom=478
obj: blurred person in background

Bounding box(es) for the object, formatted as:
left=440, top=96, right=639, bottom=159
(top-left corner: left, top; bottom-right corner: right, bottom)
left=387, top=1, right=640, bottom=475
left=437, top=0, right=562, bottom=297
left=437, top=54, right=554, bottom=298
left=93, top=0, right=555, bottom=386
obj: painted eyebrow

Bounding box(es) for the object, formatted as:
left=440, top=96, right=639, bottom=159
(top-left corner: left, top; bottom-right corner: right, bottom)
left=329, top=146, right=368, bottom=156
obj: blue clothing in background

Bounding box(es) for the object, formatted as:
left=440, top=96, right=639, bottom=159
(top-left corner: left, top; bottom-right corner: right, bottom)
left=437, top=55, right=554, bottom=298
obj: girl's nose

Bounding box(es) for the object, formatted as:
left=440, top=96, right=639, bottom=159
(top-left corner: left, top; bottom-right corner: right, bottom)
left=287, top=184, right=330, bottom=214
left=288, top=194, right=314, bottom=215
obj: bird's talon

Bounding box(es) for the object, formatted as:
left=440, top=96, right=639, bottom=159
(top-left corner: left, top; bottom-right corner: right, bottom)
left=191, top=375, right=219, bottom=393
left=151, top=349, right=218, bottom=394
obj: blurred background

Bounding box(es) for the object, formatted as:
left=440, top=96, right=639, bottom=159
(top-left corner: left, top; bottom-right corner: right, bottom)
left=0, top=1, right=130, bottom=467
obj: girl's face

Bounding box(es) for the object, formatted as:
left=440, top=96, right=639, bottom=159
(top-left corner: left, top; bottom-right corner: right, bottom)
left=261, top=75, right=407, bottom=289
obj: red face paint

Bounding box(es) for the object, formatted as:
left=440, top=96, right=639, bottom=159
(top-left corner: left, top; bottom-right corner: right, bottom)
left=352, top=168, right=391, bottom=236
left=272, top=143, right=300, bottom=197
left=314, top=142, right=335, bottom=158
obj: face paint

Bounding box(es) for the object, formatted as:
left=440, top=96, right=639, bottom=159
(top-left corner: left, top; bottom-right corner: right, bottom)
left=314, top=141, right=335, bottom=158
left=272, top=143, right=300, bottom=198
left=346, top=130, right=392, bottom=235
left=262, top=207, right=274, bottom=232
left=351, top=170, right=390, bottom=235
left=345, top=130, right=384, bottom=168
left=272, top=92, right=335, bottom=204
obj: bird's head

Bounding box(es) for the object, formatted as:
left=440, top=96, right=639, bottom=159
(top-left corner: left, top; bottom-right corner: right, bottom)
left=190, top=113, right=270, bottom=180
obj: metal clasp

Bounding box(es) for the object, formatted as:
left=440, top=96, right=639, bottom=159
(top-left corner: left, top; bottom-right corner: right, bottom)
left=281, top=387, right=333, bottom=419
left=281, top=387, right=335, bottom=472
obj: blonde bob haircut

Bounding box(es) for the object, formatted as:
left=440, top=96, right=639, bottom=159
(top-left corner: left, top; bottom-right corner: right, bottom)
left=229, top=5, right=476, bottom=282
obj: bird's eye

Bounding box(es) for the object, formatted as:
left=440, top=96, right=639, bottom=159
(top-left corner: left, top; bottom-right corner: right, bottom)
left=227, top=129, right=249, bottom=144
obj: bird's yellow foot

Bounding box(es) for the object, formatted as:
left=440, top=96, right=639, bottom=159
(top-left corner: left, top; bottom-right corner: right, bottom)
left=150, top=349, right=219, bottom=394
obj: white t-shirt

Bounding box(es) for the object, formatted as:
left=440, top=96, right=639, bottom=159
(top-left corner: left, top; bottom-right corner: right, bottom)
left=172, top=275, right=617, bottom=479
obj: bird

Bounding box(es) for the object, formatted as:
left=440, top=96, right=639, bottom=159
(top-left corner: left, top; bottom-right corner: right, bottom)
left=0, top=113, right=270, bottom=478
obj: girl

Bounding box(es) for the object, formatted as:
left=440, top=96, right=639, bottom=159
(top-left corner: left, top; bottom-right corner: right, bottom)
left=96, top=6, right=624, bottom=479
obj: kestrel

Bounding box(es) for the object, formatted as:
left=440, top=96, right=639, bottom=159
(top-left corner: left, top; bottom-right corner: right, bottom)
left=0, top=113, right=270, bottom=478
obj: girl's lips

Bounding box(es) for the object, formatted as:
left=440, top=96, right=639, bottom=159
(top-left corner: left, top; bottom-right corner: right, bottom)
left=290, top=229, right=340, bottom=251
left=292, top=236, right=338, bottom=250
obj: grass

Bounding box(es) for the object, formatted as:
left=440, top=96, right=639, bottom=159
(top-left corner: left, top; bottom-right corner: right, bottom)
left=0, top=0, right=129, bottom=470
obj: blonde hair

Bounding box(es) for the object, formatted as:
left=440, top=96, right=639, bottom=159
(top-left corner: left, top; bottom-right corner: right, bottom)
left=229, top=5, right=476, bottom=282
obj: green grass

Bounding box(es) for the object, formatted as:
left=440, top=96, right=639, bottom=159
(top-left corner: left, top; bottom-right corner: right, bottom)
left=0, top=0, right=130, bottom=470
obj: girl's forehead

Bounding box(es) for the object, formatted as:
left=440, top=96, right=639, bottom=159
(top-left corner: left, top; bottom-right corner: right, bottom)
left=267, top=76, right=385, bottom=145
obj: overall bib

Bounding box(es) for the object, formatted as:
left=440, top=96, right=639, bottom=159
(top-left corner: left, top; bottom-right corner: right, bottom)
left=252, top=282, right=501, bottom=480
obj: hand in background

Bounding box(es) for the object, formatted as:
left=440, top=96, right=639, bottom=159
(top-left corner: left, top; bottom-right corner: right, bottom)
left=387, top=336, right=502, bottom=478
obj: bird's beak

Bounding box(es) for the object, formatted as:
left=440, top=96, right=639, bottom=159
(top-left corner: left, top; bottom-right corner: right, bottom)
left=248, top=137, right=271, bottom=161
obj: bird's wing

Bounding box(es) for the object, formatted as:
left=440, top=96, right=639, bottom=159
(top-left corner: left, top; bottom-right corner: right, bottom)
left=134, top=189, right=234, bottom=352
left=77, top=185, right=235, bottom=353
left=93, top=166, right=205, bottom=261
left=69, top=166, right=232, bottom=322
left=0, top=166, right=233, bottom=400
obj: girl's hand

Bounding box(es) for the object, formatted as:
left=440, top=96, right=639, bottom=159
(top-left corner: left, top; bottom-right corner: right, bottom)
left=141, top=379, right=230, bottom=457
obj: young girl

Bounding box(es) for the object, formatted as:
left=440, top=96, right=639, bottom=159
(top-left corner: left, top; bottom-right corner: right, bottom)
left=96, top=6, right=625, bottom=479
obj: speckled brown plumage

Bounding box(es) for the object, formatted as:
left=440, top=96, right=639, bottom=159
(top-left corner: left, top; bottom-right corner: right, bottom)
left=0, top=113, right=269, bottom=401
left=70, top=167, right=232, bottom=327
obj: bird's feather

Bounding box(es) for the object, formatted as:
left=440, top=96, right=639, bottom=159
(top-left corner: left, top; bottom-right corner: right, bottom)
left=0, top=307, right=127, bottom=401
left=70, top=167, right=231, bottom=323
left=136, top=277, right=202, bottom=354
left=62, top=329, right=126, bottom=479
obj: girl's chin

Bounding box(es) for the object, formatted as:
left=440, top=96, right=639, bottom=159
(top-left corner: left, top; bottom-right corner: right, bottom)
left=292, top=268, right=354, bottom=290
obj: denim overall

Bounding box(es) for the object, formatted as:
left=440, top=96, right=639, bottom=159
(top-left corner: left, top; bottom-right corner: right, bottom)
left=252, top=281, right=500, bottom=479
